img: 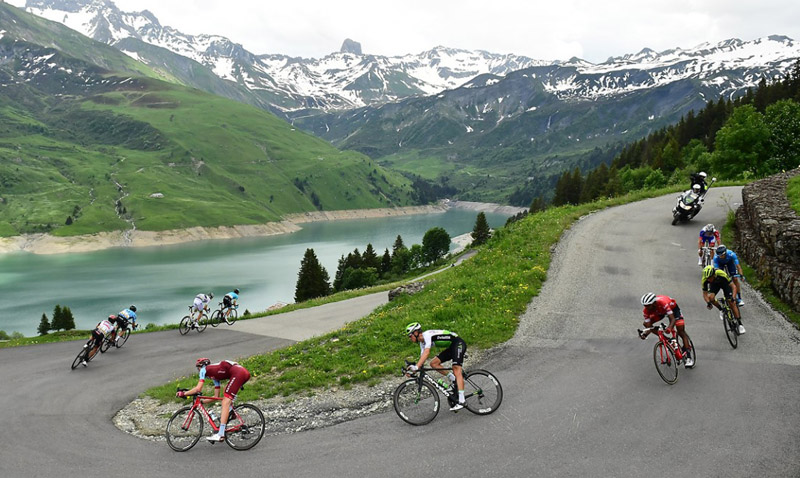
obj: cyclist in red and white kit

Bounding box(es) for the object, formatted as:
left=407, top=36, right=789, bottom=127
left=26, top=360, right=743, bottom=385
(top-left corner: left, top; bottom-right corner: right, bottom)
left=639, top=293, right=694, bottom=367
left=176, top=358, right=251, bottom=442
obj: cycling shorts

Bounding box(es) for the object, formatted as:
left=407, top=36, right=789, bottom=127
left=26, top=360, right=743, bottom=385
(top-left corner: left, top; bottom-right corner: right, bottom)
left=436, top=338, right=467, bottom=366
left=646, top=305, right=684, bottom=326
left=192, top=298, right=205, bottom=312
left=223, top=296, right=233, bottom=308
left=223, top=365, right=251, bottom=400
left=707, top=281, right=734, bottom=300
left=91, top=329, right=105, bottom=348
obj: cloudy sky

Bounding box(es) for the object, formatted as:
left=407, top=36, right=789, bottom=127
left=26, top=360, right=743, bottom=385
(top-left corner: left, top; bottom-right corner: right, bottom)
left=12, top=0, right=800, bottom=62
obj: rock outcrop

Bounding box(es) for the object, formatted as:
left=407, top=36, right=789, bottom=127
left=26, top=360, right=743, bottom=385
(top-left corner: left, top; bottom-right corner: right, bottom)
left=735, top=168, right=800, bottom=312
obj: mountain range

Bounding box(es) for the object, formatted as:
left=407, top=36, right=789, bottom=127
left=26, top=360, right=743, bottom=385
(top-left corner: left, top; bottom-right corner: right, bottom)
left=6, top=0, right=800, bottom=204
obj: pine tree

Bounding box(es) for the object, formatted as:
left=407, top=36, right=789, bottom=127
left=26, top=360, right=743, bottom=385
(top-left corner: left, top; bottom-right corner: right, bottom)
left=471, top=212, right=490, bottom=246
left=37, top=313, right=50, bottom=336
left=392, top=235, right=405, bottom=257
left=380, top=248, right=392, bottom=277
left=51, top=305, right=64, bottom=331
left=295, top=248, right=331, bottom=302
left=62, top=306, right=76, bottom=331
left=362, top=244, right=380, bottom=271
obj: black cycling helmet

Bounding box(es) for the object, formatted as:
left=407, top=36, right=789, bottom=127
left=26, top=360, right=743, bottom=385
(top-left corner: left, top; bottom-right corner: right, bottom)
left=129, top=305, right=137, bottom=312
left=234, top=288, right=240, bottom=294
left=208, top=292, right=214, bottom=299
left=716, top=244, right=727, bottom=255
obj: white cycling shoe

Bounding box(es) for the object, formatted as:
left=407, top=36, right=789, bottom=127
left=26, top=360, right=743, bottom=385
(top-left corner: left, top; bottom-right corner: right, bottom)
left=684, top=356, right=694, bottom=367
left=738, top=324, right=746, bottom=335
left=449, top=402, right=465, bottom=412
left=206, top=433, right=225, bottom=443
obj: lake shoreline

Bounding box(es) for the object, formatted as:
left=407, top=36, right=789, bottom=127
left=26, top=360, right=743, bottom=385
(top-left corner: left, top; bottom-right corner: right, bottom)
left=0, top=201, right=523, bottom=255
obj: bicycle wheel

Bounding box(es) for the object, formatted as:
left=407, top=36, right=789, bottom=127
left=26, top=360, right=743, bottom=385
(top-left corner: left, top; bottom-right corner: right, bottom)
left=393, top=379, right=440, bottom=425
left=165, top=406, right=204, bottom=452
left=653, top=341, right=679, bottom=384
left=463, top=370, right=503, bottom=415
left=210, top=310, right=223, bottom=327
left=197, top=313, right=209, bottom=332
left=71, top=346, right=88, bottom=370
left=115, top=328, right=130, bottom=348
left=99, top=334, right=112, bottom=353
left=179, top=316, right=191, bottom=335
left=723, top=307, right=738, bottom=349
left=226, top=404, right=266, bottom=451
left=226, top=308, right=238, bottom=325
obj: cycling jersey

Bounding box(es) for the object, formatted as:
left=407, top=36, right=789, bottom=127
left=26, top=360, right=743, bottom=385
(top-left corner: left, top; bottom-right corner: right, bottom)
left=699, top=230, right=720, bottom=245
left=419, top=330, right=467, bottom=366
left=198, top=360, right=250, bottom=399
left=96, top=319, right=114, bottom=335
left=703, top=269, right=734, bottom=299
left=193, top=294, right=211, bottom=311
left=223, top=292, right=238, bottom=307
left=117, top=309, right=137, bottom=327
left=642, top=295, right=682, bottom=324
left=713, top=251, right=740, bottom=276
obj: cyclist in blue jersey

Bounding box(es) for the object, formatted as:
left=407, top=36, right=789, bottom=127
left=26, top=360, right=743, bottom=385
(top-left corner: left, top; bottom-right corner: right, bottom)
left=405, top=322, right=467, bottom=411
left=713, top=245, right=745, bottom=306
left=223, top=289, right=240, bottom=320
left=113, top=305, right=137, bottom=344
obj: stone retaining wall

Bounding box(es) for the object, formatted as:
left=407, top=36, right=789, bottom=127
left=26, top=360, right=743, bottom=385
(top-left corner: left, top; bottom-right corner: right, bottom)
left=734, top=167, right=800, bottom=312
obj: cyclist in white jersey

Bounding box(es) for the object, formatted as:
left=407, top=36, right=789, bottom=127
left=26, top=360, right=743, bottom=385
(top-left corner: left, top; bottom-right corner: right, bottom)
left=191, top=293, right=213, bottom=327
left=405, top=322, right=468, bottom=411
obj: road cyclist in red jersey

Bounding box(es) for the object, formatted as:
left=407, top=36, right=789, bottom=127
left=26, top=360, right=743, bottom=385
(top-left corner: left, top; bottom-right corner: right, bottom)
left=177, top=358, right=251, bottom=443
left=639, top=293, right=694, bottom=367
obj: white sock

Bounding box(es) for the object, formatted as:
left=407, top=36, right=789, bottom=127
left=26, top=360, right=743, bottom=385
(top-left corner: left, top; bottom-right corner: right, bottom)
left=218, top=423, right=226, bottom=436
left=458, top=391, right=465, bottom=403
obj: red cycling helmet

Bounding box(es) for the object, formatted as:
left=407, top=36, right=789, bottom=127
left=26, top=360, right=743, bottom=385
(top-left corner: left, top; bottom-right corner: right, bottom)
left=196, top=357, right=211, bottom=368
left=108, top=314, right=117, bottom=321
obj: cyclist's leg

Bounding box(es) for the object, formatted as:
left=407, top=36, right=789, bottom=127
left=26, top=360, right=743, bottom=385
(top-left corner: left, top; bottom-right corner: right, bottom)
left=451, top=340, right=467, bottom=403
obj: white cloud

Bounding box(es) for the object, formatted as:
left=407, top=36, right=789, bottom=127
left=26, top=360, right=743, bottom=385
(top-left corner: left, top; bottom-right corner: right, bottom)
left=15, top=0, right=800, bottom=62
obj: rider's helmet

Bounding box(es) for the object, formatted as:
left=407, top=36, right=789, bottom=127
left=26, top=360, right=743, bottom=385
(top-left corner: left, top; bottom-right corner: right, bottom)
left=234, top=289, right=240, bottom=294
left=698, top=172, right=707, bottom=179
left=692, top=184, right=701, bottom=194
left=129, top=305, right=137, bottom=312
left=196, top=357, right=211, bottom=368
left=702, top=265, right=715, bottom=281
left=108, top=314, right=117, bottom=321
left=716, top=244, right=727, bottom=256
left=405, top=322, right=422, bottom=336
left=640, top=293, right=657, bottom=307
left=208, top=293, right=214, bottom=299
left=703, top=224, right=715, bottom=233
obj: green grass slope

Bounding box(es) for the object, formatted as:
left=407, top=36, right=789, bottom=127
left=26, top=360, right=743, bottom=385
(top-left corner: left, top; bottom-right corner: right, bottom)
left=0, top=4, right=415, bottom=236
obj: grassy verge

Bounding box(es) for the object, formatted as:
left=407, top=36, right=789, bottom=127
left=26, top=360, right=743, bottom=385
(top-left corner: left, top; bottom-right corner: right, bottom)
left=788, top=175, right=800, bottom=215
left=724, top=211, right=800, bottom=328
left=146, top=184, right=727, bottom=404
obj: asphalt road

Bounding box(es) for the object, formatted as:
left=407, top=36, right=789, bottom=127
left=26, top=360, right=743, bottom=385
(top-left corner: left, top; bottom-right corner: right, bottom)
left=3, top=186, right=799, bottom=477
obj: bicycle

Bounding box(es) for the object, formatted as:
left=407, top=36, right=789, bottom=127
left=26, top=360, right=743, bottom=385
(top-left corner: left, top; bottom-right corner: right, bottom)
left=70, top=338, right=100, bottom=369
left=179, top=306, right=209, bottom=335
left=210, top=302, right=238, bottom=327
left=114, top=322, right=132, bottom=348
left=638, top=323, right=696, bottom=385
left=165, top=389, right=266, bottom=452
left=99, top=330, right=116, bottom=353
left=719, top=301, right=742, bottom=349
left=393, top=360, right=503, bottom=426
left=700, top=246, right=713, bottom=267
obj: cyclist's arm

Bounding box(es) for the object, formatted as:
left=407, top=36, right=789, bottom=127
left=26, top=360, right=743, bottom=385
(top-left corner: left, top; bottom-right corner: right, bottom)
left=665, top=311, right=677, bottom=332
left=416, top=347, right=432, bottom=370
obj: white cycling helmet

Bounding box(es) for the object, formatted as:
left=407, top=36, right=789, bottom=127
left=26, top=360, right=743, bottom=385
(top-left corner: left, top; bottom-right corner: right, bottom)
left=698, top=172, right=707, bottom=179
left=703, top=224, right=715, bottom=233
left=641, top=292, right=657, bottom=307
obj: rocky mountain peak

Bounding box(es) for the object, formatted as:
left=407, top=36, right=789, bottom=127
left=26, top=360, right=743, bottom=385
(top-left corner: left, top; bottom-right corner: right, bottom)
left=340, top=38, right=362, bottom=55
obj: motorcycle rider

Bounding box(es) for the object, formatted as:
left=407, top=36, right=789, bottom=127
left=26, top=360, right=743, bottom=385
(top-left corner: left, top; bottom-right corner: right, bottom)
left=690, top=172, right=709, bottom=195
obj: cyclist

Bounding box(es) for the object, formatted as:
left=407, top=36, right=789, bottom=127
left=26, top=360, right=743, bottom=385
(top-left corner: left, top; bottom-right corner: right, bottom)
left=638, top=293, right=694, bottom=367
left=697, top=224, right=720, bottom=266
left=222, top=289, right=240, bottom=320
left=82, top=315, right=116, bottom=366
left=713, top=245, right=745, bottom=306
left=690, top=171, right=709, bottom=195
left=176, top=358, right=251, bottom=443
left=191, top=293, right=213, bottom=328
left=702, top=265, right=745, bottom=334
left=405, top=322, right=467, bottom=411
left=113, top=305, right=137, bottom=344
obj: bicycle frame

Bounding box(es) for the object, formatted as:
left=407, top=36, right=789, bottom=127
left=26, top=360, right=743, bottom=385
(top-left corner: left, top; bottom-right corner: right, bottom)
left=181, top=395, right=244, bottom=434
left=645, top=324, right=687, bottom=361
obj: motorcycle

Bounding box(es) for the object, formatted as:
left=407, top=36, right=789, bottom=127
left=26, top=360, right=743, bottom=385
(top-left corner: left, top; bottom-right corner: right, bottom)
left=671, top=177, right=715, bottom=225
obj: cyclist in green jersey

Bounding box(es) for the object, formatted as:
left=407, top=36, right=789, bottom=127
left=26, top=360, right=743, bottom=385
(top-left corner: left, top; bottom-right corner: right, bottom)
left=405, top=322, right=467, bottom=411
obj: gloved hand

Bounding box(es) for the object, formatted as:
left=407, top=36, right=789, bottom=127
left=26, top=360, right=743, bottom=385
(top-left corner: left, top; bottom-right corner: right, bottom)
left=666, top=328, right=674, bottom=336
left=408, top=364, right=418, bottom=372
left=637, top=329, right=646, bottom=340
left=176, top=391, right=186, bottom=398
left=706, top=302, right=713, bottom=310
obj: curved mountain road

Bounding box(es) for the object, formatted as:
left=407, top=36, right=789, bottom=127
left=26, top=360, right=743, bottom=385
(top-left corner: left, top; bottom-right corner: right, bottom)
left=3, top=187, right=799, bottom=477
